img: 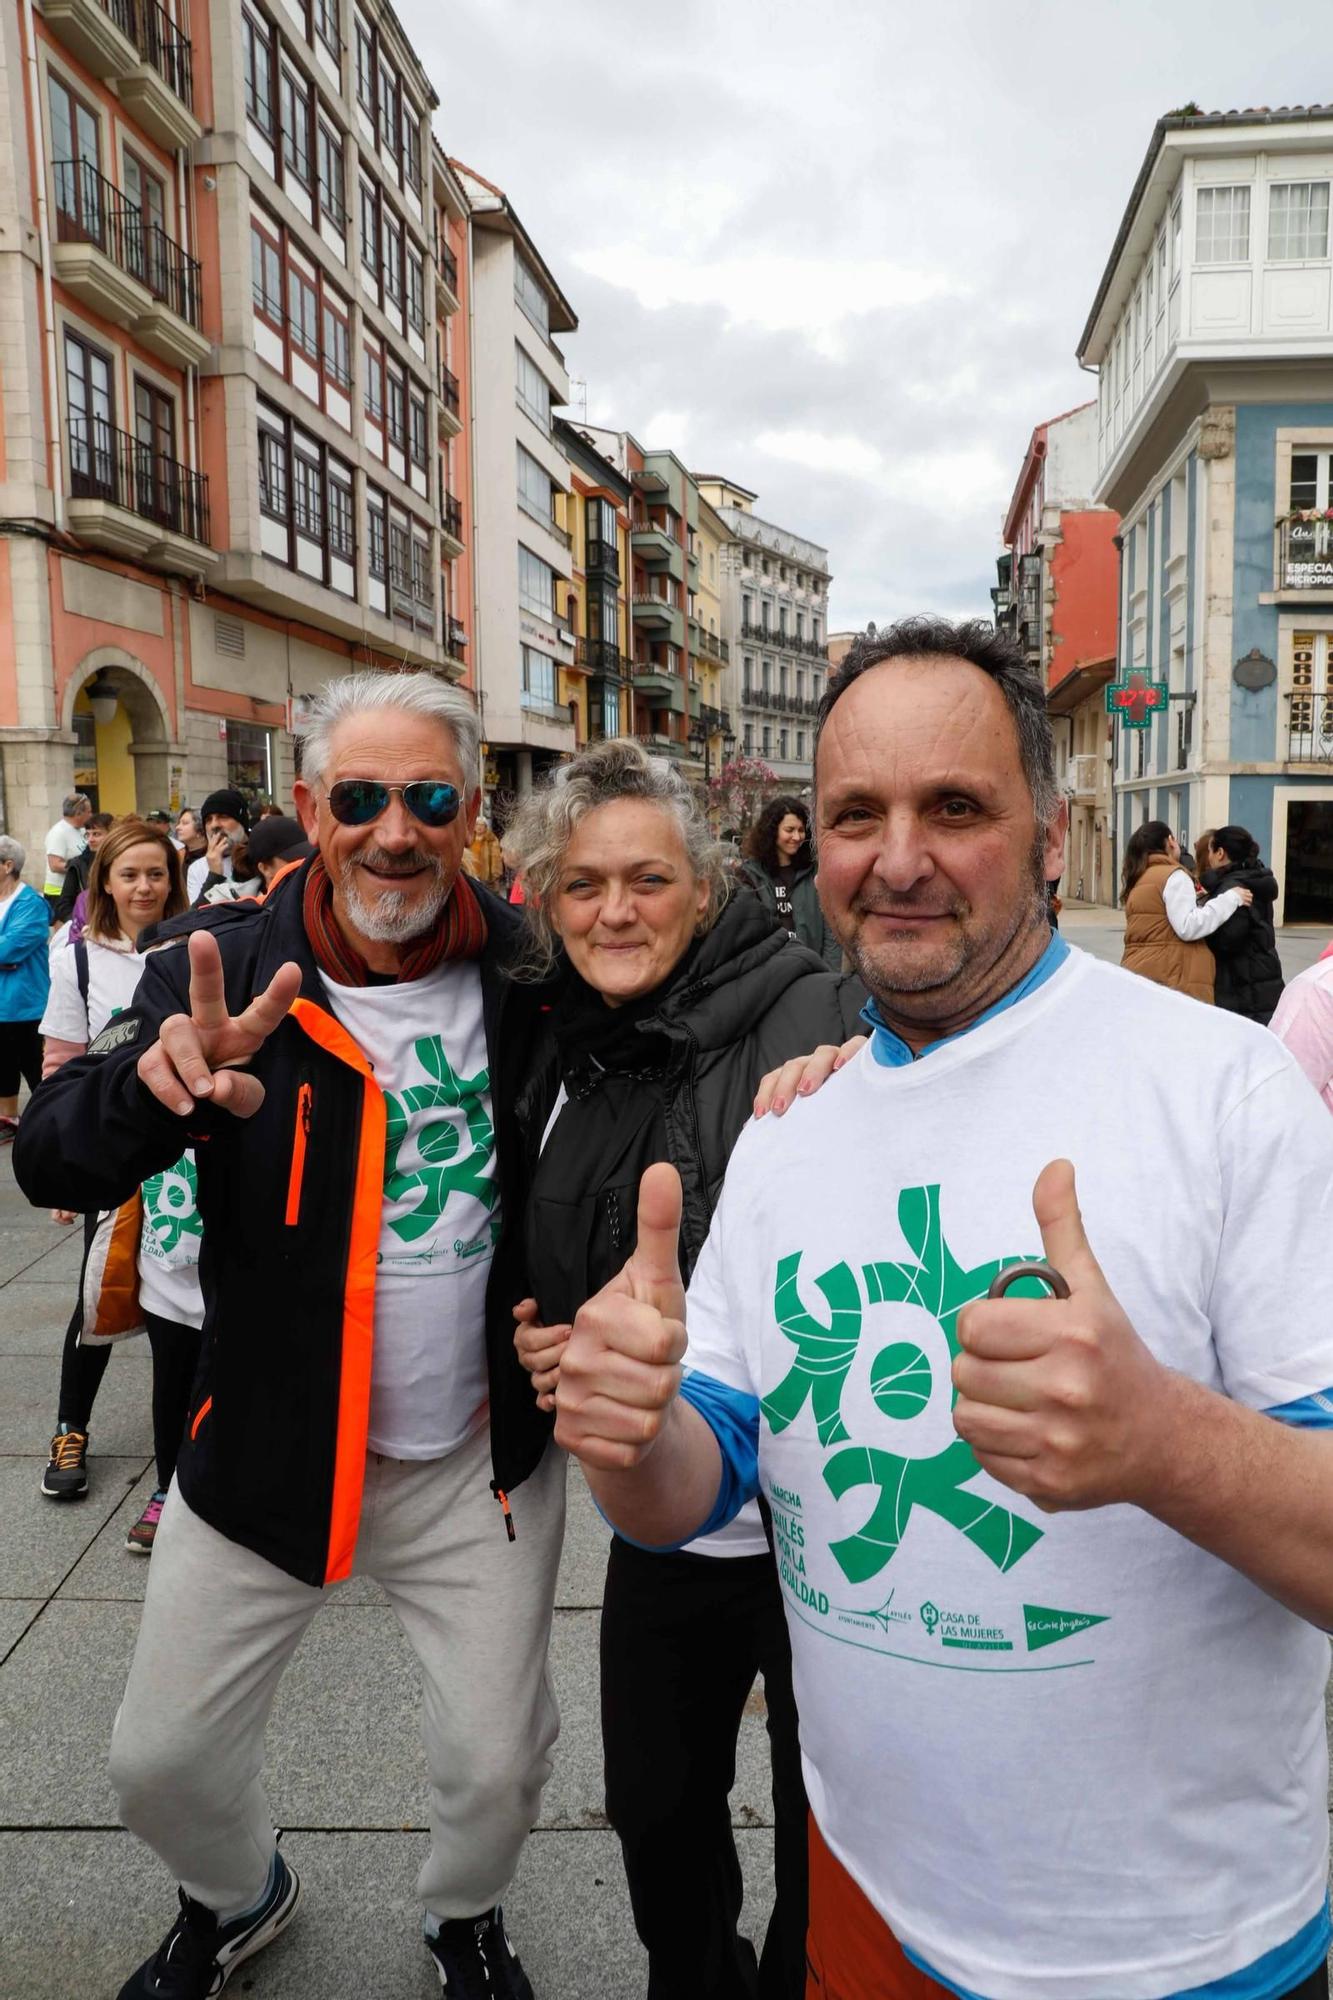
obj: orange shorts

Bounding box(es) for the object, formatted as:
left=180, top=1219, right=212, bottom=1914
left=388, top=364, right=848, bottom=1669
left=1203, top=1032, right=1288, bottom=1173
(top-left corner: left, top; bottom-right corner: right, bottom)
left=806, top=1815, right=950, bottom=2000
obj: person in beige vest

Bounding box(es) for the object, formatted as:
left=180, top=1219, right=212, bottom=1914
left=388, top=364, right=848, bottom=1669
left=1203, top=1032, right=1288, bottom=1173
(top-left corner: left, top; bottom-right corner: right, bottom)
left=1121, top=819, right=1250, bottom=1002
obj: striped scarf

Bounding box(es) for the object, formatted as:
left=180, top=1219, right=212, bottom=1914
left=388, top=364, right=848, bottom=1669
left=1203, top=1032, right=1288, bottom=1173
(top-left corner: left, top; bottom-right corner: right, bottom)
left=301, top=852, right=486, bottom=985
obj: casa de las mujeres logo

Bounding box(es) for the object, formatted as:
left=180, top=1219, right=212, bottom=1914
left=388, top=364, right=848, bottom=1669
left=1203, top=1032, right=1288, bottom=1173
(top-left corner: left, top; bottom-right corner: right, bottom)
left=760, top=1184, right=1107, bottom=1657
left=380, top=1037, right=497, bottom=1262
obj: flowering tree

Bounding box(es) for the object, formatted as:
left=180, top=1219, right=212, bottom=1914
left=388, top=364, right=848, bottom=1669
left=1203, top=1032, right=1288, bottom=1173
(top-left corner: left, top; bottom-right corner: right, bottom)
left=707, top=756, right=779, bottom=839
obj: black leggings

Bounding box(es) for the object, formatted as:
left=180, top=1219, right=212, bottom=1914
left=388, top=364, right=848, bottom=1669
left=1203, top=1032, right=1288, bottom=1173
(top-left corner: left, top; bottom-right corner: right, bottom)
left=0, top=1019, right=42, bottom=1099
left=600, top=1535, right=808, bottom=2000
left=57, top=1305, right=202, bottom=1491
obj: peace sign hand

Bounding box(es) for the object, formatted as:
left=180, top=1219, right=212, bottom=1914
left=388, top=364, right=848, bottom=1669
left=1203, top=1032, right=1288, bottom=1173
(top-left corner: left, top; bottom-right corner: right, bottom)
left=137, top=929, right=302, bottom=1120
left=951, top=1160, right=1172, bottom=1513
left=555, top=1164, right=688, bottom=1472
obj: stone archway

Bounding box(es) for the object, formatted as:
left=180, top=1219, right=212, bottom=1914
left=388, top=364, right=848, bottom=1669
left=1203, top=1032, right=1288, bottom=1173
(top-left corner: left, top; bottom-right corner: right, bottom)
left=62, top=649, right=181, bottom=816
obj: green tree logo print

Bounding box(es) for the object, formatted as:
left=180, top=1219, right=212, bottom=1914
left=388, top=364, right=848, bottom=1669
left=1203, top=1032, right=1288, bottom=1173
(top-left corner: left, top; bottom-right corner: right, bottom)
left=382, top=1036, right=496, bottom=1243
left=763, top=1184, right=1048, bottom=1584
left=141, top=1154, right=202, bottom=1263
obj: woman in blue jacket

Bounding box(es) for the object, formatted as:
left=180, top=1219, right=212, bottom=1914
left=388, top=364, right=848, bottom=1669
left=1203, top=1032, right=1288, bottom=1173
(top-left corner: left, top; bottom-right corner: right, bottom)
left=0, top=835, right=51, bottom=1138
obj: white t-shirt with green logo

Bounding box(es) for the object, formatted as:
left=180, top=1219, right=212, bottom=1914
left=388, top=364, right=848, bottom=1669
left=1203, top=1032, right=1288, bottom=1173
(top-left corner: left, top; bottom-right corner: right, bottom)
left=682, top=948, right=1333, bottom=2000
left=320, top=961, right=498, bottom=1460
left=41, top=934, right=204, bottom=1329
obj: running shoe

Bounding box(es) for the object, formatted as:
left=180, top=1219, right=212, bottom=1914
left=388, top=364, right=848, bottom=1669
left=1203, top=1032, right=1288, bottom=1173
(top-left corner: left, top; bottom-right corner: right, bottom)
left=426, top=1906, right=534, bottom=1998
left=126, top=1489, right=168, bottom=1554
left=116, top=1851, right=300, bottom=1998
left=41, top=1424, right=89, bottom=1499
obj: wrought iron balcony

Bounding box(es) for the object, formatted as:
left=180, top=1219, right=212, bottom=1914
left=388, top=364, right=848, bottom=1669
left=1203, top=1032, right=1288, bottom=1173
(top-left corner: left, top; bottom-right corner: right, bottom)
left=442, top=493, right=464, bottom=544
left=1279, top=517, right=1333, bottom=591
left=440, top=244, right=459, bottom=295
left=577, top=638, right=623, bottom=676
left=585, top=536, right=619, bottom=578
left=445, top=614, right=468, bottom=655
left=67, top=415, right=209, bottom=545
left=52, top=160, right=203, bottom=338
left=436, top=366, right=461, bottom=437
left=1286, top=690, right=1333, bottom=762
left=134, top=0, right=193, bottom=105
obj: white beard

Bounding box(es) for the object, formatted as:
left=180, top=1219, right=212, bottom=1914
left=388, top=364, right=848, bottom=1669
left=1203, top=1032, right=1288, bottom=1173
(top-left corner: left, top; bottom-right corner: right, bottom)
left=338, top=857, right=449, bottom=942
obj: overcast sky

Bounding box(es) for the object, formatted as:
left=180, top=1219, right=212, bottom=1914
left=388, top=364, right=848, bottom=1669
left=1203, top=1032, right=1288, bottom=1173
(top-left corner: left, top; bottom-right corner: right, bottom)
left=402, top=0, right=1323, bottom=633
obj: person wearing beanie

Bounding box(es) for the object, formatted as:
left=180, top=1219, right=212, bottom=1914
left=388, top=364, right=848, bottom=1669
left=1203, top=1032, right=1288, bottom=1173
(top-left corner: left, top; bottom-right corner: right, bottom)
left=186, top=791, right=256, bottom=906
left=245, top=815, right=313, bottom=891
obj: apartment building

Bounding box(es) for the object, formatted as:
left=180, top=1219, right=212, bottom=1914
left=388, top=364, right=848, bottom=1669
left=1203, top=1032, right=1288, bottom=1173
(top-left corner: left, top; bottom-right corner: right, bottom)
left=691, top=492, right=735, bottom=782
left=2, top=0, right=470, bottom=855
left=992, top=402, right=1119, bottom=906
left=1078, top=104, right=1333, bottom=920
left=577, top=430, right=705, bottom=777
left=696, top=477, right=830, bottom=787
left=453, top=159, right=577, bottom=816
left=553, top=416, right=631, bottom=747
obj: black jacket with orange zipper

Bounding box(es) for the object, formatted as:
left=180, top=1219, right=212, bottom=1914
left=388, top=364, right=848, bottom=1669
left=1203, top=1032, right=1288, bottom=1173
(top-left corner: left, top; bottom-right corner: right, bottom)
left=13, top=860, right=554, bottom=1587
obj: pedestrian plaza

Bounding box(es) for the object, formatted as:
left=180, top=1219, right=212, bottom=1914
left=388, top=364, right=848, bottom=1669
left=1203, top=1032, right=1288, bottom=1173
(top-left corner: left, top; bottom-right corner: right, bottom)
left=2, top=909, right=1331, bottom=1992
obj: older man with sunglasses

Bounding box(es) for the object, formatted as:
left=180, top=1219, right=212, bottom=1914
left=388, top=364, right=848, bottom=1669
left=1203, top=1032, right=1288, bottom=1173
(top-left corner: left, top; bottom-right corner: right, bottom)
left=14, top=673, right=560, bottom=2000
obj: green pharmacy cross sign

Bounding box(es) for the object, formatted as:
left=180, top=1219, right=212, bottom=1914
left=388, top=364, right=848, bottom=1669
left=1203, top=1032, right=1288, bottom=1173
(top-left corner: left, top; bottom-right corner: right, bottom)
left=1105, top=671, right=1169, bottom=730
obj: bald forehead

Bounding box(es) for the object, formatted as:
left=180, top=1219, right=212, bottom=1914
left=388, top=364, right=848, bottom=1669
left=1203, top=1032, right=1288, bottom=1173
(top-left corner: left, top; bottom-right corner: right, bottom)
left=815, top=656, right=1025, bottom=803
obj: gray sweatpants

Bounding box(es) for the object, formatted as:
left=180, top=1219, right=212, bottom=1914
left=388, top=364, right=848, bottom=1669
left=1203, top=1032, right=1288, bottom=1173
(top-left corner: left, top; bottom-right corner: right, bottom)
left=109, top=1425, right=566, bottom=1920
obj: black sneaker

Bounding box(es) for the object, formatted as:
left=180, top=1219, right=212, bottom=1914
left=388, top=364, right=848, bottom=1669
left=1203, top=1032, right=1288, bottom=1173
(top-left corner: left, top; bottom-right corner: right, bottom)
left=116, top=1852, right=300, bottom=1998
left=41, top=1425, right=88, bottom=1499
left=426, top=1905, right=534, bottom=1998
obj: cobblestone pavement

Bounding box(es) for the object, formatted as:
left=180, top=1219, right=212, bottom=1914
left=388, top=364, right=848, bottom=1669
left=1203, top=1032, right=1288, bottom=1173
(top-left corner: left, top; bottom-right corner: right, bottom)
left=3, top=915, right=1330, bottom=1993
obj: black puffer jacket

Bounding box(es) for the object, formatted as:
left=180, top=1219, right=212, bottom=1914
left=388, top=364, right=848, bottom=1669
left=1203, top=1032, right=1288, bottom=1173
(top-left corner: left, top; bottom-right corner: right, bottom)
left=1201, top=862, right=1285, bottom=1024
left=512, top=892, right=865, bottom=1314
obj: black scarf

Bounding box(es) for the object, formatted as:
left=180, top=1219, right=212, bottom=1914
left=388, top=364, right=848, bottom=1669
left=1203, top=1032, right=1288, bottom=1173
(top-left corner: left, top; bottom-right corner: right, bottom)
left=550, top=942, right=702, bottom=1094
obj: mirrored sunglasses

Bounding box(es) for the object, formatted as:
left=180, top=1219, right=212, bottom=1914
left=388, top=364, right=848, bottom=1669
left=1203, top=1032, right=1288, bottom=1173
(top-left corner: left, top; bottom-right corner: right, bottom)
left=325, top=780, right=461, bottom=829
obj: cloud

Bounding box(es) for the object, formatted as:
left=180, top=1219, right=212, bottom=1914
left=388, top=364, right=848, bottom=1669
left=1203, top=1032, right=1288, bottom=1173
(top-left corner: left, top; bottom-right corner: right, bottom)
left=404, top=0, right=1325, bottom=629
left=755, top=431, right=885, bottom=481
left=571, top=247, right=960, bottom=352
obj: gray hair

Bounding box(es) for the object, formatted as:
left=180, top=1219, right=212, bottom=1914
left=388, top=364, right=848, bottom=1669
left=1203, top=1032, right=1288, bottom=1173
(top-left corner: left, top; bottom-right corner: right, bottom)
left=816, top=616, right=1060, bottom=827
left=0, top=834, right=25, bottom=873
left=298, top=671, right=482, bottom=789
left=63, top=793, right=91, bottom=818
left=505, top=737, right=728, bottom=980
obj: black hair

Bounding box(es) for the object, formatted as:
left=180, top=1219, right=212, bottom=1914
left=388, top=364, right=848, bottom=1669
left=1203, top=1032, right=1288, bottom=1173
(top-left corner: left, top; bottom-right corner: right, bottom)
left=1209, top=824, right=1260, bottom=868
left=744, top=796, right=812, bottom=875
left=814, top=617, right=1058, bottom=823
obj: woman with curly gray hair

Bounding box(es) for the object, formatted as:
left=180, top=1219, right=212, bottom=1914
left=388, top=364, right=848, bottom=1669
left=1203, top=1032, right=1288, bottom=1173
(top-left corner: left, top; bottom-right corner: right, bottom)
left=504, top=737, right=863, bottom=2000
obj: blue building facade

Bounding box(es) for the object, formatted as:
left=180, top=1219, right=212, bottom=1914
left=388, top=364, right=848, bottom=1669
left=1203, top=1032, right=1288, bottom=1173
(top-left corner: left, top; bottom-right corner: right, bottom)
left=1114, top=399, right=1333, bottom=918
left=1079, top=108, right=1333, bottom=919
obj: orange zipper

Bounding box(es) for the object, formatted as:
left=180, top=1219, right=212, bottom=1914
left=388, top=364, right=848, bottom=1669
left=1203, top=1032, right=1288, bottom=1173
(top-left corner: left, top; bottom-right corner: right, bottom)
left=285, top=1081, right=312, bottom=1226
left=190, top=1395, right=213, bottom=1441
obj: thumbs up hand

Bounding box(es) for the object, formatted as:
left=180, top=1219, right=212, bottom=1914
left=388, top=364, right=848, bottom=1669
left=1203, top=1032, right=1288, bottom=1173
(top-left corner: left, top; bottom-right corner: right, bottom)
left=952, top=1161, right=1172, bottom=1513
left=555, top=1163, right=689, bottom=1473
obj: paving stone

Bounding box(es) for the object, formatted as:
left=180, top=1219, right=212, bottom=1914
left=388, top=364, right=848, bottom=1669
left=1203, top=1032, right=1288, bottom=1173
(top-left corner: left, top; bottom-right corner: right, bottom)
left=7, top=1241, right=89, bottom=1284
left=0, top=1826, right=778, bottom=1998
left=0, top=1453, right=150, bottom=1599
left=0, top=1599, right=44, bottom=1659
left=0, top=1279, right=76, bottom=1354
left=0, top=1223, right=78, bottom=1286
left=0, top=1349, right=153, bottom=1454
left=555, top=1463, right=612, bottom=1611
left=0, top=1600, right=139, bottom=1825
left=54, top=1464, right=163, bottom=1602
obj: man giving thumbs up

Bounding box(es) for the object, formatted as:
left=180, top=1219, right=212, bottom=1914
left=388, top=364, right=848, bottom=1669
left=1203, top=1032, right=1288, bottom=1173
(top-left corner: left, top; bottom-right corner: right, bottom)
left=560, top=618, right=1333, bottom=2000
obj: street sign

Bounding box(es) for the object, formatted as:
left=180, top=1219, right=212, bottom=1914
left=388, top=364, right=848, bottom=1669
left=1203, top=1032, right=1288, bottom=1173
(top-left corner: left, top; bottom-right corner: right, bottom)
left=1105, top=672, right=1169, bottom=729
